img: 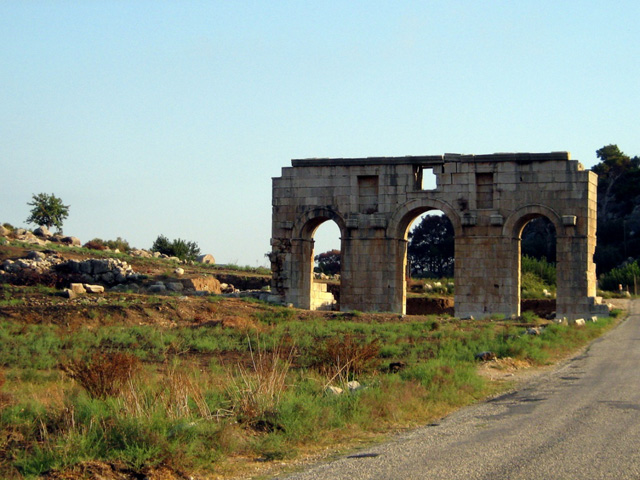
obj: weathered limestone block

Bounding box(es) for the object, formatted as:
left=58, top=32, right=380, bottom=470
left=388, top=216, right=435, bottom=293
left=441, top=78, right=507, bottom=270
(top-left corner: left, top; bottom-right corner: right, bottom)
left=180, top=276, right=222, bottom=294
left=70, top=283, right=86, bottom=294
left=195, top=254, right=216, bottom=264
left=84, top=284, right=105, bottom=294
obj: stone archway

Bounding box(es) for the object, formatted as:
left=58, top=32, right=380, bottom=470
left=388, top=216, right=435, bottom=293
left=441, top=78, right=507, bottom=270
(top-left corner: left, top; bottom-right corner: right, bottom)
left=284, top=207, right=346, bottom=310
left=387, top=198, right=462, bottom=314
left=270, top=153, right=605, bottom=319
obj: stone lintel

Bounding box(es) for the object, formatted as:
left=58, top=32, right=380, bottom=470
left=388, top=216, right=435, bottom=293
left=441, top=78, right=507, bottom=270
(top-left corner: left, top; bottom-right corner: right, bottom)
left=292, top=156, right=444, bottom=167
left=291, top=152, right=570, bottom=168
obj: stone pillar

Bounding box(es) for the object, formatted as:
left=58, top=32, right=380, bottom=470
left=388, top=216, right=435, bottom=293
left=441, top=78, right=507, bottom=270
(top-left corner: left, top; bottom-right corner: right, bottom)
left=286, top=238, right=314, bottom=309
left=341, top=231, right=398, bottom=312
left=556, top=233, right=593, bottom=319
left=455, top=234, right=518, bottom=319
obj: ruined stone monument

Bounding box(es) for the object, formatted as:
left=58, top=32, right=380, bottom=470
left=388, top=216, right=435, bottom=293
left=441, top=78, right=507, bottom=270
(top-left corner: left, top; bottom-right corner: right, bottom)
left=270, top=152, right=607, bottom=320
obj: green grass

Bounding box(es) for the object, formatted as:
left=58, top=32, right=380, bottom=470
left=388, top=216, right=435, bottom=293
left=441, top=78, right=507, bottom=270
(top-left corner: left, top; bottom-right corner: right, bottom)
left=0, top=303, right=621, bottom=479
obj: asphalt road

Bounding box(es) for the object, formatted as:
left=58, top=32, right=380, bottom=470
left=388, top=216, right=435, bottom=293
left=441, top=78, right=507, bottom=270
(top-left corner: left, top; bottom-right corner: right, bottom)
left=279, top=300, right=640, bottom=480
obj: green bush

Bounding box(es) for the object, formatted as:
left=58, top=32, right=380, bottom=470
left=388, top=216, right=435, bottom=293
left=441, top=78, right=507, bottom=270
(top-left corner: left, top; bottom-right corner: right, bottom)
left=151, top=234, right=200, bottom=261
left=599, top=260, right=640, bottom=292
left=522, top=255, right=556, bottom=286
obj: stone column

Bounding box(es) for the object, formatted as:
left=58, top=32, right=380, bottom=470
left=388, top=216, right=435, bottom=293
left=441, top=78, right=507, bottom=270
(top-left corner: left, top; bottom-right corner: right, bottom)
left=286, top=238, right=314, bottom=309
left=340, top=231, right=398, bottom=312
left=455, top=233, right=519, bottom=319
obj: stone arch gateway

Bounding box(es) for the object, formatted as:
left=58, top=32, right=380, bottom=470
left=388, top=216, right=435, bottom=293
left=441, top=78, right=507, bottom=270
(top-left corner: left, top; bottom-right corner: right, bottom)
left=270, top=152, right=608, bottom=319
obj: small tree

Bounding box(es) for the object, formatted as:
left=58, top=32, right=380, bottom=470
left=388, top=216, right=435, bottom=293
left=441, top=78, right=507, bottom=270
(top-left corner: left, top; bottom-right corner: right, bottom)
left=315, top=249, right=341, bottom=275
left=26, top=193, right=69, bottom=231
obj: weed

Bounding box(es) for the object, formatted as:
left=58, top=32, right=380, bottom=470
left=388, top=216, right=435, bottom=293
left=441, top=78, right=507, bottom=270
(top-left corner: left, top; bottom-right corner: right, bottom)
left=227, top=337, right=292, bottom=430
left=312, top=334, right=380, bottom=385
left=60, top=352, right=140, bottom=399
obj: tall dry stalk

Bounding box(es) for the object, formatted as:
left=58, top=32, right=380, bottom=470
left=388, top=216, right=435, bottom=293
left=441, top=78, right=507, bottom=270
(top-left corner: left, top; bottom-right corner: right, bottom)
left=227, top=337, right=293, bottom=427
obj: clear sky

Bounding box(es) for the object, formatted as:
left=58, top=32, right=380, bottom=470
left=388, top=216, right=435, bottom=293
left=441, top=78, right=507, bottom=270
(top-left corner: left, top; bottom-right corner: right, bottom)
left=1, top=1, right=638, bottom=266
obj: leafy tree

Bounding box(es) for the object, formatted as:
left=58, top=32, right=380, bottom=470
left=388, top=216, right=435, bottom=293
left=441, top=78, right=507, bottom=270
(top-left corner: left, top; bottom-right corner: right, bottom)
left=151, top=234, right=201, bottom=261
left=314, top=249, right=341, bottom=275
left=591, top=145, right=640, bottom=274
left=408, top=214, right=454, bottom=278
left=592, top=145, right=640, bottom=221
left=25, top=193, right=69, bottom=231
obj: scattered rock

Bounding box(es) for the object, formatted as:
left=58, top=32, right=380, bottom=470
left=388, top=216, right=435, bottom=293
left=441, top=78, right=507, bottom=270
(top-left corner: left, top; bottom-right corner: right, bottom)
left=475, top=351, right=497, bottom=362
left=570, top=318, right=586, bottom=326
left=70, top=283, right=86, bottom=294
left=325, top=386, right=344, bottom=396
left=26, top=250, right=46, bottom=261
left=195, top=254, right=215, bottom=264
left=148, top=283, right=167, bottom=293
left=15, top=231, right=48, bottom=246
left=34, top=226, right=53, bottom=238
left=181, top=276, right=222, bottom=294
left=167, top=282, right=184, bottom=292
left=526, top=327, right=541, bottom=336
left=174, top=267, right=184, bottom=276
left=347, top=380, right=363, bottom=392
left=129, top=249, right=153, bottom=258
left=84, top=284, right=105, bottom=294
left=60, top=236, right=81, bottom=246
left=60, top=288, right=76, bottom=299
left=0, top=225, right=10, bottom=237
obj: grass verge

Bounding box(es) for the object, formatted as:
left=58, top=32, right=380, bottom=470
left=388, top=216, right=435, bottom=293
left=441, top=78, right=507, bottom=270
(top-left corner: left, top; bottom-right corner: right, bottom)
left=0, top=303, right=622, bottom=479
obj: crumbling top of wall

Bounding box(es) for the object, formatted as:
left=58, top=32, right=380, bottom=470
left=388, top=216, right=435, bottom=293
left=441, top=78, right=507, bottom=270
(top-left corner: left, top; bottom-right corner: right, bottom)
left=290, top=152, right=572, bottom=168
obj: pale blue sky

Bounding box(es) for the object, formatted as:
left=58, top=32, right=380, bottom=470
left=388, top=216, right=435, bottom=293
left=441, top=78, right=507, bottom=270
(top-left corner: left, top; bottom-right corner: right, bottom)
left=1, top=1, right=638, bottom=265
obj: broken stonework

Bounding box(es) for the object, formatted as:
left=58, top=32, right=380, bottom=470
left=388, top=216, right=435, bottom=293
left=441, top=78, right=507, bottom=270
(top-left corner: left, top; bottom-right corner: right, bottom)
left=70, top=283, right=86, bottom=294
left=196, top=254, right=216, bottom=264
left=148, top=283, right=167, bottom=293
left=271, top=152, right=600, bottom=320
left=180, top=276, right=222, bottom=294
left=84, top=284, right=105, bottom=293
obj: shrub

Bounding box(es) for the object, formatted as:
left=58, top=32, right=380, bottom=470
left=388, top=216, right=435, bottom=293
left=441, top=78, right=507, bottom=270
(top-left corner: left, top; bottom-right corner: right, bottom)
left=312, top=334, right=380, bottom=383
left=599, top=260, right=640, bottom=292
left=522, top=255, right=556, bottom=286
left=151, top=235, right=200, bottom=261
left=60, top=352, right=141, bottom=399
left=83, top=239, right=107, bottom=250
left=105, top=237, right=130, bottom=252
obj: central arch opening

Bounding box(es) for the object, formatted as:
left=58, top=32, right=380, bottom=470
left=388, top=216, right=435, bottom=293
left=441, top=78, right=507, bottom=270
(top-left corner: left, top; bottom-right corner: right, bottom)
left=403, top=209, right=455, bottom=315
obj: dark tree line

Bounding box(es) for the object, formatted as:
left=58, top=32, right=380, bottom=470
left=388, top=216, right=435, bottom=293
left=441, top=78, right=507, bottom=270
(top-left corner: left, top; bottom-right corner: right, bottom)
left=591, top=145, right=640, bottom=274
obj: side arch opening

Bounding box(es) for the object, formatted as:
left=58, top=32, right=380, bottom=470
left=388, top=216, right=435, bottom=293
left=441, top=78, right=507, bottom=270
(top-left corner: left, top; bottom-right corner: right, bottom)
left=311, top=220, right=341, bottom=310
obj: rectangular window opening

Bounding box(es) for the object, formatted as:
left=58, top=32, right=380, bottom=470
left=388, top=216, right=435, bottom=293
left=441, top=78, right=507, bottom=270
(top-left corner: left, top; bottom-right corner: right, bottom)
left=358, top=175, right=379, bottom=214
left=476, top=172, right=494, bottom=209
left=415, top=166, right=437, bottom=190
